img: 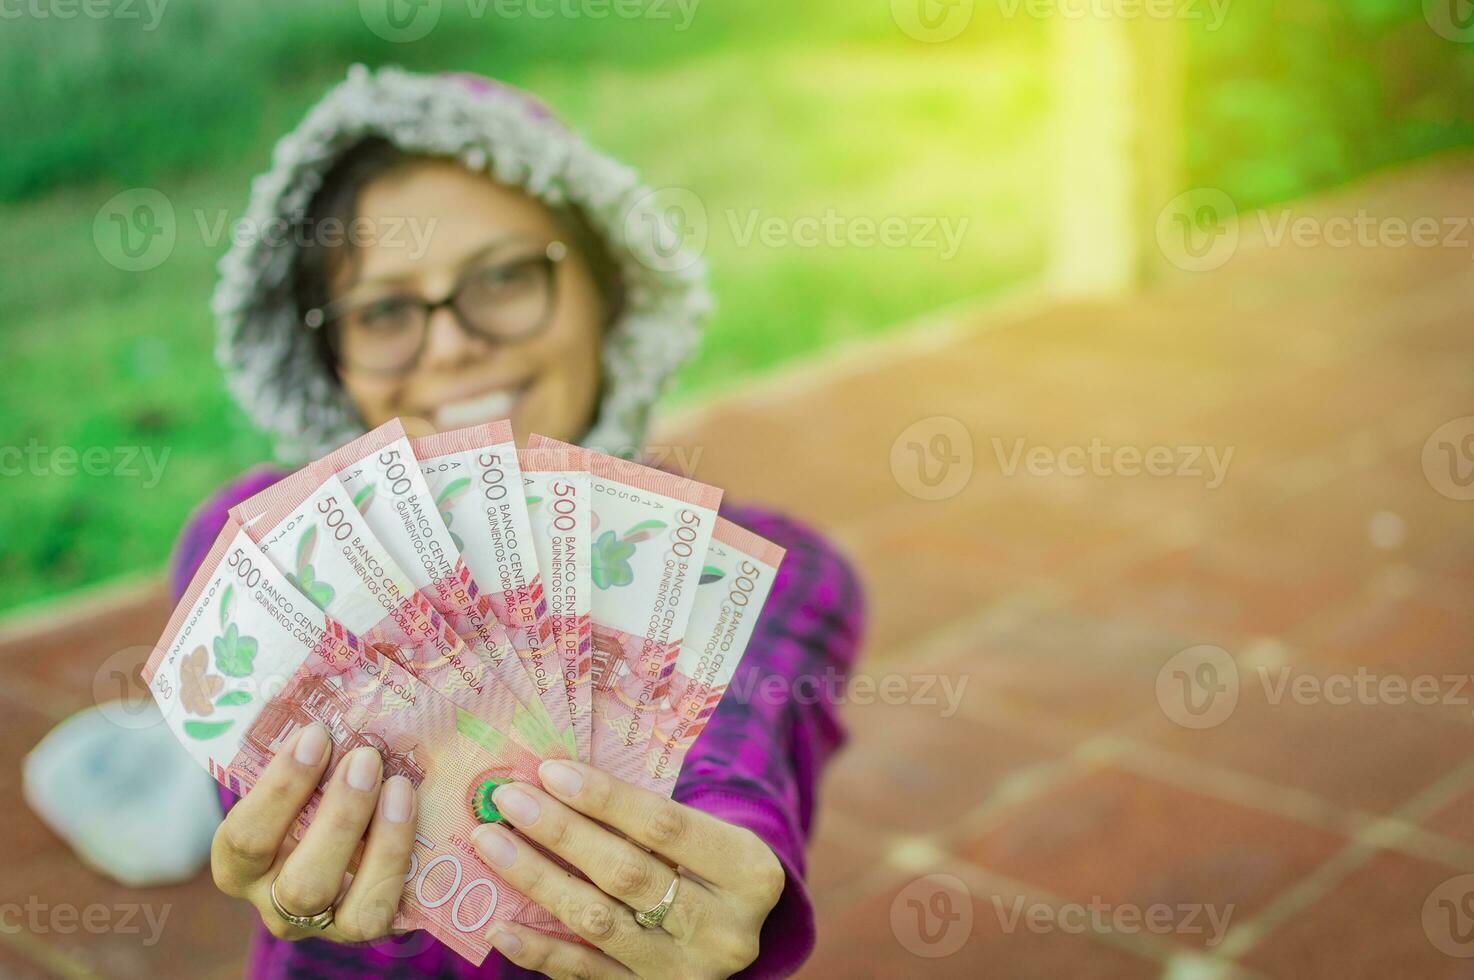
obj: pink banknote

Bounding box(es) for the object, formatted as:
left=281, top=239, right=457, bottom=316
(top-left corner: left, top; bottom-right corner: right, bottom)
left=527, top=436, right=722, bottom=784
left=642, top=518, right=784, bottom=794
left=143, top=518, right=547, bottom=964
left=228, top=466, right=569, bottom=764
left=520, top=442, right=593, bottom=764
left=410, top=423, right=575, bottom=753
left=319, top=420, right=574, bottom=759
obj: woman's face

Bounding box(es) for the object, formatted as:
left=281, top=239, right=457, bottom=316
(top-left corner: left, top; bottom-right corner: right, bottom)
left=330, top=159, right=606, bottom=445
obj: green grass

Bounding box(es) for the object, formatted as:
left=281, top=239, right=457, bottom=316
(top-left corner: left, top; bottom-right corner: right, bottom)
left=0, top=1, right=1049, bottom=613
left=13, top=0, right=1471, bottom=614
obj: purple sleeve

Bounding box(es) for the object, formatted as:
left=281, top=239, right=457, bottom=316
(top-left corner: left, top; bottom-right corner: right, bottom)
left=673, top=505, right=865, bottom=978
left=167, top=466, right=289, bottom=602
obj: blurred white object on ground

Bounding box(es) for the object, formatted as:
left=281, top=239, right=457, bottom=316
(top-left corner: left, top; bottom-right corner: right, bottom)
left=23, top=701, right=221, bottom=887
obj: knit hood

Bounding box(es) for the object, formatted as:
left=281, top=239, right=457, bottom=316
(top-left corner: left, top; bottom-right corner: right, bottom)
left=213, top=65, right=711, bottom=462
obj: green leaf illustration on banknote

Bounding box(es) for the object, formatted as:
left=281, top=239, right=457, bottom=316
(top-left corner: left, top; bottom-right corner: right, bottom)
left=211, top=584, right=257, bottom=678
left=456, top=708, right=508, bottom=755
left=435, top=477, right=471, bottom=552
left=352, top=481, right=376, bottom=514
left=458, top=692, right=573, bottom=758
left=516, top=699, right=575, bottom=758
left=454, top=710, right=519, bottom=822
left=591, top=520, right=666, bottom=590
left=622, top=520, right=667, bottom=542
left=183, top=720, right=235, bottom=740
left=453, top=707, right=554, bottom=819
left=285, top=525, right=336, bottom=610
left=180, top=646, right=236, bottom=740
left=213, top=622, right=258, bottom=677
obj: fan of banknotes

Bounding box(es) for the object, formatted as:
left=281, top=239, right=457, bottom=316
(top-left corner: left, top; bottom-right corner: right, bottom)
left=142, top=418, right=784, bottom=965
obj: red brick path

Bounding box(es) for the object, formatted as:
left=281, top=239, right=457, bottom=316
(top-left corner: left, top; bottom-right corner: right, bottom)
left=4, top=155, right=1474, bottom=977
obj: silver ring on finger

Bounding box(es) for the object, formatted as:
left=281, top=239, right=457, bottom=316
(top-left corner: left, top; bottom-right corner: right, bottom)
left=270, top=877, right=336, bottom=930
left=634, top=871, right=681, bottom=930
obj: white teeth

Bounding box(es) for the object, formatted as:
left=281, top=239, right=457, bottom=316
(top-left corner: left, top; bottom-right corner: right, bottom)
left=435, top=389, right=519, bottom=428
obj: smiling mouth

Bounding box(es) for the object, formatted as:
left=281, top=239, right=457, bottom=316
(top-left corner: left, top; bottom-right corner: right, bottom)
left=433, top=384, right=530, bottom=429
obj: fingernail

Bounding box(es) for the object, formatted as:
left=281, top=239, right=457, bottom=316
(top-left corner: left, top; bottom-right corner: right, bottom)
left=539, top=760, right=584, bottom=798
left=492, top=785, right=540, bottom=825
left=474, top=825, right=518, bottom=869
left=346, top=747, right=382, bottom=792
left=294, top=723, right=329, bottom=766
left=381, top=775, right=414, bottom=824
left=487, top=926, right=522, bottom=954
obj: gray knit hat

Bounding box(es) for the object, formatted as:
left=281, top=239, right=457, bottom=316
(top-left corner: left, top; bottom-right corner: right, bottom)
left=213, top=64, right=711, bottom=463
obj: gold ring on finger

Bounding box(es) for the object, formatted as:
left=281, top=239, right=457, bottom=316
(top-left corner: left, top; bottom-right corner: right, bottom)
left=269, top=877, right=336, bottom=931
left=634, top=872, right=681, bottom=930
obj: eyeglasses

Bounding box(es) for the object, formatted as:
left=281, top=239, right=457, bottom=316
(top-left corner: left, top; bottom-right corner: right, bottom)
left=305, top=240, right=567, bottom=376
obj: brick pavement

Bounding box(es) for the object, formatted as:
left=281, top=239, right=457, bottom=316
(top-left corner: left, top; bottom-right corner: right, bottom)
left=4, top=154, right=1473, bottom=977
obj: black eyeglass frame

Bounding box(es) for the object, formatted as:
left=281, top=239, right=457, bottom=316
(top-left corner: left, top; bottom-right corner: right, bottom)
left=304, top=240, right=568, bottom=376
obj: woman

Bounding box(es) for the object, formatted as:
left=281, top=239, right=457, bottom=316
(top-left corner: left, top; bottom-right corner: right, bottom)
left=169, top=66, right=863, bottom=979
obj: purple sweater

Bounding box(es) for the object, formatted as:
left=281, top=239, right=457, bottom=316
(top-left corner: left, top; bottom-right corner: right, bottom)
left=169, top=468, right=864, bottom=979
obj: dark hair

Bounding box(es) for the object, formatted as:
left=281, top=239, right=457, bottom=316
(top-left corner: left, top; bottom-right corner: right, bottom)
left=293, top=136, right=625, bottom=376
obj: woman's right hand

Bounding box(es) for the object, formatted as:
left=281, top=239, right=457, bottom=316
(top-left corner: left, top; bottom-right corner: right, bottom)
left=210, top=722, right=419, bottom=944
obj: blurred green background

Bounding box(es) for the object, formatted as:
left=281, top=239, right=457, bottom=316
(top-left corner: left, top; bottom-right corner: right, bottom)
left=3, top=0, right=1472, bottom=614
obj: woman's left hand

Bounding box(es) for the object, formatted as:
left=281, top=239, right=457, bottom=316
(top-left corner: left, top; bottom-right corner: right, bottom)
left=471, top=760, right=785, bottom=979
